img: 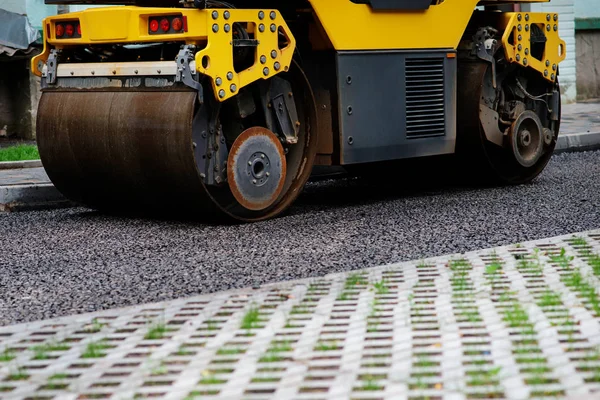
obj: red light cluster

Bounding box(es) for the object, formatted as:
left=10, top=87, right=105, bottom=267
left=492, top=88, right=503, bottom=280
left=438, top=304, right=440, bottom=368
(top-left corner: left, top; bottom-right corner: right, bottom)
left=148, top=15, right=186, bottom=34
left=55, top=20, right=81, bottom=39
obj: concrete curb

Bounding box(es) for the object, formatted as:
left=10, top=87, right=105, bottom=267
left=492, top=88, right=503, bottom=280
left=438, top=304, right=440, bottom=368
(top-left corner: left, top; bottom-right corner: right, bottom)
left=555, top=131, right=600, bottom=153
left=0, top=183, right=72, bottom=212
left=0, top=160, right=42, bottom=170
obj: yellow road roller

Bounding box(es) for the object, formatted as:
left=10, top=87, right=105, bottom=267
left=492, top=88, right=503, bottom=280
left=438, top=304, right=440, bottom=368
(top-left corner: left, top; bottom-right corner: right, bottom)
left=32, top=0, right=566, bottom=221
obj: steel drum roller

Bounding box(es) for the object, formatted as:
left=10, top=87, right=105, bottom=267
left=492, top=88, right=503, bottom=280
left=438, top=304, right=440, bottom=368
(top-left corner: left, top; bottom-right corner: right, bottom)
left=37, top=90, right=224, bottom=216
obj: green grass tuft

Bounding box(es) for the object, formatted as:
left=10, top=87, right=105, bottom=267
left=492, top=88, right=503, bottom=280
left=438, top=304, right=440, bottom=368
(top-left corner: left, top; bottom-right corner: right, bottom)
left=485, top=262, right=503, bottom=275
left=240, top=306, right=262, bottom=330
left=373, top=280, right=390, bottom=295
left=30, top=341, right=71, bottom=360
left=345, top=273, right=368, bottom=288
left=588, top=254, right=600, bottom=277
left=144, top=322, right=168, bottom=340
left=0, top=145, right=39, bottom=162
left=49, top=373, right=69, bottom=380
left=6, top=368, right=28, bottom=381
left=0, top=348, right=15, bottom=362
left=314, top=341, right=339, bottom=351
left=269, top=341, right=293, bottom=353
left=216, top=347, right=246, bottom=355
left=537, top=291, right=563, bottom=308
left=570, top=237, right=588, bottom=247
left=81, top=341, right=111, bottom=358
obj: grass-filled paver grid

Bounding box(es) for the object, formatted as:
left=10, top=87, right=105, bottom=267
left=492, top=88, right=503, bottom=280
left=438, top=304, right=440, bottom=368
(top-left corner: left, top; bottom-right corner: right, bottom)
left=4, top=231, right=600, bottom=399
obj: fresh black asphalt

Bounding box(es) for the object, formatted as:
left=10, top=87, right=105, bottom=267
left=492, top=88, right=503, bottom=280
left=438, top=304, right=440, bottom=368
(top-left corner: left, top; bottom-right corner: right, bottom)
left=1, top=151, right=599, bottom=326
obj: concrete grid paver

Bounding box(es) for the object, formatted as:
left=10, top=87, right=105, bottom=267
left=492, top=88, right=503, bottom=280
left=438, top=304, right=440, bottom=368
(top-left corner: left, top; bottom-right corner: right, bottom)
left=3, top=231, right=600, bottom=399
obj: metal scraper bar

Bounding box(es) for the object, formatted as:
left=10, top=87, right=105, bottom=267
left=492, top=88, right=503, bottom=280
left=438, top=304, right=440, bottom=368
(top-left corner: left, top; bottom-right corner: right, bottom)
left=55, top=61, right=178, bottom=78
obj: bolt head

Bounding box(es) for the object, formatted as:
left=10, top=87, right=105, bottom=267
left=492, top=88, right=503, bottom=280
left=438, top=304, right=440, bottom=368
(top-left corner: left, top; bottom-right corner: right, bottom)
left=270, top=24, right=276, bottom=32
left=248, top=161, right=252, bottom=166
left=525, top=24, right=529, bottom=31
left=270, top=11, right=276, bottom=20
left=258, top=11, right=265, bottom=20
left=554, top=14, right=558, bottom=21
left=552, top=64, right=557, bottom=71
left=518, top=44, right=522, bottom=51
left=518, top=34, right=522, bottom=41
left=525, top=48, right=529, bottom=55
left=551, top=73, right=555, bottom=80
left=224, top=10, right=230, bottom=20
left=544, top=70, right=548, bottom=77
left=252, top=179, right=257, bottom=184
left=219, top=89, right=226, bottom=98
left=263, top=67, right=270, bottom=76
left=546, top=60, right=550, bottom=67
left=212, top=11, right=218, bottom=19
left=261, top=154, right=265, bottom=159
left=224, top=24, right=231, bottom=33
left=212, top=24, right=219, bottom=33
left=547, top=14, right=551, bottom=21
left=216, top=77, right=222, bottom=86
left=523, top=58, right=528, bottom=66
left=518, top=24, right=522, bottom=31
left=525, top=14, right=529, bottom=21
left=266, top=172, right=270, bottom=177
left=271, top=50, right=277, bottom=59
left=259, top=24, right=265, bottom=32
left=516, top=54, right=521, bottom=61
left=547, top=24, right=551, bottom=31
left=227, top=72, right=233, bottom=80
left=554, top=25, right=558, bottom=31
left=260, top=55, right=267, bottom=64
left=230, top=84, right=237, bottom=93
left=274, top=62, right=281, bottom=71
left=517, top=14, right=522, bottom=21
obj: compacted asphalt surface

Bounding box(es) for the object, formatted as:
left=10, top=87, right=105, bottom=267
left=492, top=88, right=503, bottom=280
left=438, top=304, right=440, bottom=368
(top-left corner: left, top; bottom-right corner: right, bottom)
left=1, top=151, right=600, bottom=326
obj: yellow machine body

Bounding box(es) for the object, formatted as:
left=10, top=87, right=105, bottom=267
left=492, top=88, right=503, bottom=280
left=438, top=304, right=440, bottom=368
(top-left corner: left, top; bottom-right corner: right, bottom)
left=31, top=0, right=568, bottom=221
left=32, top=1, right=566, bottom=95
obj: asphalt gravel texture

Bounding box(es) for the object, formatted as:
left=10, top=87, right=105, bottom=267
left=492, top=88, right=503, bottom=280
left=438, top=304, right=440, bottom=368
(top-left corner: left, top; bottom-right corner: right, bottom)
left=2, top=150, right=600, bottom=326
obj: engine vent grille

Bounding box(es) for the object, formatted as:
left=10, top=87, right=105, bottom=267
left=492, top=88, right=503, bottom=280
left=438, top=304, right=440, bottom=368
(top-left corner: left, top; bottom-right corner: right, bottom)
left=405, top=58, right=446, bottom=138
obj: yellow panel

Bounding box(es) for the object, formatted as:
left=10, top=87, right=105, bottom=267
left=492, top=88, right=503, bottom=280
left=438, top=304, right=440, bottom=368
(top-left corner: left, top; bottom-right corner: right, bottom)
left=30, top=7, right=295, bottom=103
left=500, top=12, right=566, bottom=83
left=308, top=0, right=481, bottom=50
left=84, top=9, right=130, bottom=41
left=36, top=6, right=212, bottom=44
left=194, top=9, right=296, bottom=102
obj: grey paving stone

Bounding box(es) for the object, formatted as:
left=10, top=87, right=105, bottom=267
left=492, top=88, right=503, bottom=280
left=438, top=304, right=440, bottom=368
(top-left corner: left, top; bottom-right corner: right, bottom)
left=3, top=231, right=600, bottom=399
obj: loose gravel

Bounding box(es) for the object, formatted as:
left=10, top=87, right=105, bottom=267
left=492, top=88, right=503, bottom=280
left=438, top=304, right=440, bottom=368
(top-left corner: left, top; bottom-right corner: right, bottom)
left=1, top=151, right=599, bottom=326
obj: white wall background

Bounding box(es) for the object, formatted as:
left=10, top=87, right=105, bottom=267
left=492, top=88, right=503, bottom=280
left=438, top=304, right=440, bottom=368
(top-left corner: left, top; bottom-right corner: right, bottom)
left=526, top=0, right=577, bottom=103
left=1, top=0, right=27, bottom=14
left=575, top=0, right=600, bottom=19
left=25, top=0, right=57, bottom=29
left=0, top=1, right=105, bottom=29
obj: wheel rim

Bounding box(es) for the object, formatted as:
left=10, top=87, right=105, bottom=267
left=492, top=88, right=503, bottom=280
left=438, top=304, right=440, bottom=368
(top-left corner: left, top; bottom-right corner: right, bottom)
left=227, top=127, right=287, bottom=211
left=510, top=110, right=544, bottom=168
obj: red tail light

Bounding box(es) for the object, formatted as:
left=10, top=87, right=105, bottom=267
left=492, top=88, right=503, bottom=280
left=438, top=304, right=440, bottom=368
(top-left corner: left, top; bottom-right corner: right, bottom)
left=172, top=17, right=182, bottom=32
left=148, top=15, right=185, bottom=34
left=54, top=20, right=80, bottom=39
left=160, top=18, right=170, bottom=32
left=56, top=24, right=64, bottom=37
left=65, top=24, right=74, bottom=37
